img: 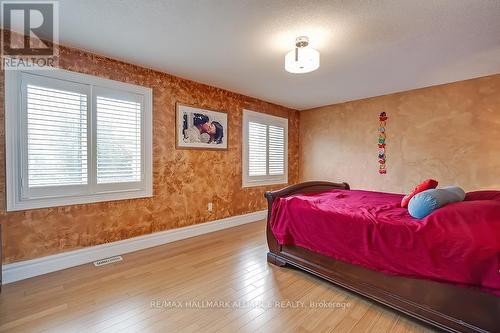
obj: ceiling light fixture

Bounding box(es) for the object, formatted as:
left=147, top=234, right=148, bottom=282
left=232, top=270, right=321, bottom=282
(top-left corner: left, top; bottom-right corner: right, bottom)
left=284, top=36, right=320, bottom=74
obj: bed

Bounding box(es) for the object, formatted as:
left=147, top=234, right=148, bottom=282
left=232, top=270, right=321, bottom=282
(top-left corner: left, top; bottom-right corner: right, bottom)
left=265, top=181, right=500, bottom=333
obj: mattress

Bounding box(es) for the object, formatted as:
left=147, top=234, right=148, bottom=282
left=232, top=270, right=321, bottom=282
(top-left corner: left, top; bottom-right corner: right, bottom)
left=270, top=189, right=500, bottom=295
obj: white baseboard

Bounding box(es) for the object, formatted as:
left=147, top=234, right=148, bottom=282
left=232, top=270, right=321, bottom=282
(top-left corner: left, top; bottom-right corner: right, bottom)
left=2, top=210, right=266, bottom=284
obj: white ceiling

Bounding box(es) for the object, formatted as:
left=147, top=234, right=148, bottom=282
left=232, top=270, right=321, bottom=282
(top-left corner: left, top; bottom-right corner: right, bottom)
left=15, top=1, right=500, bottom=109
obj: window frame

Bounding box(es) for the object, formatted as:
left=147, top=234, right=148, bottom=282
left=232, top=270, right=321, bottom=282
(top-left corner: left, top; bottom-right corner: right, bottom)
left=242, top=109, right=288, bottom=187
left=5, top=68, right=153, bottom=211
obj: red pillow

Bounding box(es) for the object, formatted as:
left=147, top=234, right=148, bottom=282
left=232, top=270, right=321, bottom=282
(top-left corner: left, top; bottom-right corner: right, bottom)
left=401, top=179, right=438, bottom=207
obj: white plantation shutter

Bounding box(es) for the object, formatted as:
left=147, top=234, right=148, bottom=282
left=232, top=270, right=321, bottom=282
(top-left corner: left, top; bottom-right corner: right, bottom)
left=26, top=84, right=88, bottom=187
left=243, top=110, right=288, bottom=187
left=96, top=96, right=142, bottom=184
left=5, top=69, right=152, bottom=211
left=268, top=125, right=285, bottom=175
left=248, top=122, right=267, bottom=176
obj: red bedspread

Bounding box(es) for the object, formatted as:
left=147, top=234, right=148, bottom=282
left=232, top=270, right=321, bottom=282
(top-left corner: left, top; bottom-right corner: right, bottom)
left=270, top=189, right=500, bottom=295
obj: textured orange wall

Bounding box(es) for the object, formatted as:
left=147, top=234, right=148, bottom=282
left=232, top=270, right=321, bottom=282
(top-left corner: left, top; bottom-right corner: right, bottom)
left=300, top=74, right=500, bottom=194
left=0, top=45, right=299, bottom=264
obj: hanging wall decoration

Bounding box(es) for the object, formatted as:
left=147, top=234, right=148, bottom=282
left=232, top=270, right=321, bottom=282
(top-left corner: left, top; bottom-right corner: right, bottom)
left=378, top=112, right=388, bottom=174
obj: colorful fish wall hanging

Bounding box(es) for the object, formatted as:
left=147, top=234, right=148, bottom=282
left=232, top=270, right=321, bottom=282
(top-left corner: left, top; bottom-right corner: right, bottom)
left=378, top=112, right=387, bottom=174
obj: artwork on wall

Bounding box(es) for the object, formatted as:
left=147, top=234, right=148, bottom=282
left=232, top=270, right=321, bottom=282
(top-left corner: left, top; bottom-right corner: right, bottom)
left=176, top=103, right=228, bottom=149
left=378, top=112, right=387, bottom=174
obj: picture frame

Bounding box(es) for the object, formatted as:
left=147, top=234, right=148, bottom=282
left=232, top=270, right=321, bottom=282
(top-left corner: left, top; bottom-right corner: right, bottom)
left=175, top=103, right=228, bottom=150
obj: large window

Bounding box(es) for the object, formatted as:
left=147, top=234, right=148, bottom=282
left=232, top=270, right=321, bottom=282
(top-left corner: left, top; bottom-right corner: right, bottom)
left=5, top=69, right=153, bottom=211
left=242, top=110, right=288, bottom=187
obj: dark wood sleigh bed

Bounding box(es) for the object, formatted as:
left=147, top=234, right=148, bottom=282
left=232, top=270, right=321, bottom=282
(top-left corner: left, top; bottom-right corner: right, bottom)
left=264, top=181, right=500, bottom=333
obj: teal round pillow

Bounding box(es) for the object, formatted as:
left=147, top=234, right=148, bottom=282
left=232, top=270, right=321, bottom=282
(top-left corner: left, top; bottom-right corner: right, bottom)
left=408, top=186, right=465, bottom=219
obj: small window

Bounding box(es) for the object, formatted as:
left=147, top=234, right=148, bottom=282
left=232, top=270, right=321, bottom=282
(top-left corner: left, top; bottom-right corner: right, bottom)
left=26, top=82, right=89, bottom=189
left=242, top=110, right=288, bottom=187
left=5, top=69, right=153, bottom=211
left=95, top=92, right=142, bottom=185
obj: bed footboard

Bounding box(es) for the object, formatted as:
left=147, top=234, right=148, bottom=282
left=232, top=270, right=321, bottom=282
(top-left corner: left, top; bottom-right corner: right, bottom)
left=264, top=181, right=349, bottom=260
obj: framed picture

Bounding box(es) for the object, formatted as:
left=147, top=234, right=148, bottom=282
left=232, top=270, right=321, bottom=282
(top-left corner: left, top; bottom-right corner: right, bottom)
left=176, top=103, right=228, bottom=150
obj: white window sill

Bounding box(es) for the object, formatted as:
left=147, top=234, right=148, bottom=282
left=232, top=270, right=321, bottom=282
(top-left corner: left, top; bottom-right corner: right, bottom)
left=7, top=188, right=153, bottom=212
left=242, top=178, right=288, bottom=188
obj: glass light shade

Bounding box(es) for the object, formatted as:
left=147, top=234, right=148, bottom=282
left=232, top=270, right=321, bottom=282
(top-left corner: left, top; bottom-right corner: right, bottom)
left=284, top=47, right=320, bottom=74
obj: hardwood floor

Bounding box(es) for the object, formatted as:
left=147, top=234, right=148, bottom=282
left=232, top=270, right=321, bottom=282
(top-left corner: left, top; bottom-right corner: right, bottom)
left=0, top=220, right=435, bottom=333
